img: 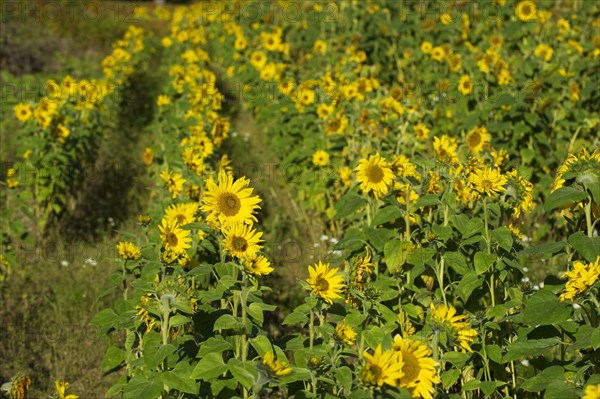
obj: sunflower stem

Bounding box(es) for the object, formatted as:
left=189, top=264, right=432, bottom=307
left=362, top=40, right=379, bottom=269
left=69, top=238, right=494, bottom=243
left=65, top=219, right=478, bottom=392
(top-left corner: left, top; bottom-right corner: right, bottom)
left=309, top=306, right=315, bottom=351
left=585, top=198, right=593, bottom=238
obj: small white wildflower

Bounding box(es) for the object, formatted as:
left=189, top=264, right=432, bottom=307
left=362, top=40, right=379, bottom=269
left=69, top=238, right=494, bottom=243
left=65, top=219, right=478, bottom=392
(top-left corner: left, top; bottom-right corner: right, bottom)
left=85, top=258, right=97, bottom=266
left=332, top=250, right=342, bottom=257
left=520, top=359, right=529, bottom=367
left=329, top=237, right=339, bottom=245
left=522, top=267, right=529, bottom=273
left=60, top=260, right=69, bottom=267
left=533, top=284, right=540, bottom=290
left=521, top=277, right=530, bottom=283
left=572, top=303, right=581, bottom=310
left=313, top=242, right=320, bottom=248
left=320, top=235, right=329, bottom=241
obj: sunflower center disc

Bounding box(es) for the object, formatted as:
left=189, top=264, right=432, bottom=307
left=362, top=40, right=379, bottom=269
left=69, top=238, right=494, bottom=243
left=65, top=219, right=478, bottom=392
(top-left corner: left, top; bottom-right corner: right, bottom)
left=219, top=193, right=241, bottom=216
left=316, top=276, right=330, bottom=292
left=167, top=232, right=178, bottom=247
left=366, top=165, right=384, bottom=183
left=232, top=236, right=248, bottom=252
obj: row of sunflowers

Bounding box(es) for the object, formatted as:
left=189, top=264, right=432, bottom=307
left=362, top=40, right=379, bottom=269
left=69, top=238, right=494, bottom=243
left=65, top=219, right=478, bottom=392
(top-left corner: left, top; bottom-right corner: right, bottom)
left=4, top=1, right=600, bottom=398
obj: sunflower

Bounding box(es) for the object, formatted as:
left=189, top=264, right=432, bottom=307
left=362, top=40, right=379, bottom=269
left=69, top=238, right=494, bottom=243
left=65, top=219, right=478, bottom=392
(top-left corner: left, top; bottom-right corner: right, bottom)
left=55, top=380, right=79, bottom=399
left=559, top=257, right=600, bottom=302
left=431, top=46, right=446, bottom=62
left=339, top=166, right=353, bottom=187
left=516, top=1, right=536, bottom=21
left=164, top=202, right=199, bottom=226
left=429, top=304, right=477, bottom=352
left=469, top=167, right=507, bottom=198
left=262, top=351, right=292, bottom=377
left=159, top=218, right=192, bottom=255
left=534, top=43, right=553, bottom=62
left=14, top=103, right=33, bottom=122
left=307, top=261, right=345, bottom=304
left=583, top=384, right=600, bottom=399
left=243, top=255, right=273, bottom=276
left=458, top=75, right=473, bottom=95
left=335, top=321, right=357, bottom=346
left=392, top=155, right=419, bottom=179
left=201, top=171, right=261, bottom=227
left=312, top=150, right=330, bottom=166
left=313, top=39, right=328, bottom=54
left=420, top=41, right=433, bottom=54
left=360, top=345, right=405, bottom=387
left=317, top=103, right=334, bottom=120
left=325, top=112, right=348, bottom=135
left=505, top=170, right=534, bottom=218
left=160, top=169, right=185, bottom=199
left=414, top=123, right=430, bottom=141
left=391, top=336, right=440, bottom=399
left=116, top=241, right=142, bottom=261
left=143, top=147, right=154, bottom=165
left=355, top=154, right=395, bottom=199
left=552, top=148, right=600, bottom=192
left=433, top=135, right=459, bottom=164
left=222, top=222, right=263, bottom=259
left=466, top=126, right=491, bottom=154
left=250, top=50, right=267, bottom=70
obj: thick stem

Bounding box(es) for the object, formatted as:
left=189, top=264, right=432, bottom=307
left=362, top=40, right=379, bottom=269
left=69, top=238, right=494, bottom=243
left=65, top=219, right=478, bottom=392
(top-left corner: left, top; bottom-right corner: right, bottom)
left=585, top=199, right=593, bottom=238
left=309, top=307, right=315, bottom=350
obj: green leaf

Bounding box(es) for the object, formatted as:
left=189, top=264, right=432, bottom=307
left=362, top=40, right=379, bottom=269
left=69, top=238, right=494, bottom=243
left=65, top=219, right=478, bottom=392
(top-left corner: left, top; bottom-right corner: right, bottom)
left=384, top=239, right=408, bottom=273
left=335, top=366, right=353, bottom=391
left=480, top=381, right=503, bottom=397
left=492, top=227, right=513, bottom=252
left=543, top=381, right=579, bottom=399
left=372, top=206, right=403, bottom=225
left=282, top=311, right=308, bottom=326
left=228, top=359, right=257, bottom=389
left=474, top=252, right=495, bottom=275
left=192, top=352, right=228, bottom=380
left=544, top=187, right=587, bottom=212
left=169, top=314, right=191, bottom=328
left=413, top=194, right=440, bottom=208
left=407, top=248, right=436, bottom=268
left=101, top=346, right=125, bottom=373
left=464, top=217, right=484, bottom=238
left=455, top=271, right=482, bottom=303
left=161, top=371, right=198, bottom=394
left=485, top=344, right=503, bottom=363
left=521, top=366, right=564, bottom=392
left=442, top=351, right=472, bottom=368
left=572, top=325, right=600, bottom=351
left=122, top=375, right=163, bottom=399
left=334, top=194, right=366, bottom=220
left=91, top=308, right=118, bottom=332
left=522, top=289, right=571, bottom=326
left=214, top=314, right=243, bottom=331
left=504, top=338, right=561, bottom=362
left=249, top=335, right=273, bottom=357
left=568, top=232, right=600, bottom=262
left=441, top=369, right=460, bottom=388
left=444, top=251, right=470, bottom=275
left=197, top=336, right=234, bottom=357
left=519, top=241, right=566, bottom=257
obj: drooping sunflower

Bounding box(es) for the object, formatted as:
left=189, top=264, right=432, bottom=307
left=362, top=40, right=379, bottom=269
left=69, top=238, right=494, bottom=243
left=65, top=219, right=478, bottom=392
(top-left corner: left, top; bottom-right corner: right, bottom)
left=243, top=255, right=273, bottom=276
left=466, top=126, right=491, bottom=154
left=355, top=154, right=395, bottom=199
left=164, top=202, right=199, bottom=226
left=391, top=336, right=440, bottom=399
left=552, top=148, right=600, bottom=192
left=158, top=218, right=192, bottom=255
left=468, top=167, right=507, bottom=198
left=201, top=171, right=261, bottom=227
left=222, top=222, right=263, bottom=259
left=360, top=345, right=405, bottom=387
left=262, top=351, right=292, bottom=377
left=559, top=257, right=600, bottom=302
left=116, top=241, right=142, bottom=261
left=504, top=170, right=534, bottom=218
left=429, top=304, right=477, bottom=352
left=307, top=261, right=345, bottom=304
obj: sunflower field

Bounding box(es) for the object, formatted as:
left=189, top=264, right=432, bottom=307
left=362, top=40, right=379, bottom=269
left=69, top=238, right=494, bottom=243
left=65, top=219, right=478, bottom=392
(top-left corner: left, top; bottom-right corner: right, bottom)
left=1, top=0, right=600, bottom=398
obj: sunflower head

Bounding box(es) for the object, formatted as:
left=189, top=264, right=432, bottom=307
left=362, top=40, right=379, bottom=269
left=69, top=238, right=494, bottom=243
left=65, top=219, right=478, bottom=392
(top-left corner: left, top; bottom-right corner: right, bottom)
left=307, top=261, right=345, bottom=304
left=355, top=154, right=395, bottom=199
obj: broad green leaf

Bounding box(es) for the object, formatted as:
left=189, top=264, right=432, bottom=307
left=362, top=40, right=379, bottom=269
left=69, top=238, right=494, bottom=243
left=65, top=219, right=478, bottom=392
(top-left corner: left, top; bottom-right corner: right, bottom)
left=101, top=346, right=125, bottom=373
left=543, top=381, right=580, bottom=399
left=192, top=352, right=227, bottom=380
left=282, top=311, right=308, bottom=326
left=228, top=359, right=257, bottom=389
left=522, top=289, right=571, bottom=326
left=213, top=314, right=243, bottom=331
left=455, top=271, right=482, bottom=303
left=249, top=335, right=272, bottom=357
left=444, top=251, right=470, bottom=275
left=122, top=375, right=162, bottom=399
left=372, top=206, right=403, bottom=225
left=485, top=344, right=503, bottom=363
left=413, top=194, right=440, bottom=208
left=521, top=366, right=564, bottom=392
left=161, top=371, right=198, bottom=394
left=384, top=239, right=407, bottom=273
left=492, top=227, right=513, bottom=252
left=568, top=232, right=600, bottom=262
left=441, top=369, right=460, bottom=388
left=334, top=194, right=366, bottom=220
left=335, top=366, right=353, bottom=391
left=197, top=336, right=233, bottom=357
left=544, top=187, right=587, bottom=212
left=504, top=338, right=561, bottom=362
left=474, top=252, right=495, bottom=275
